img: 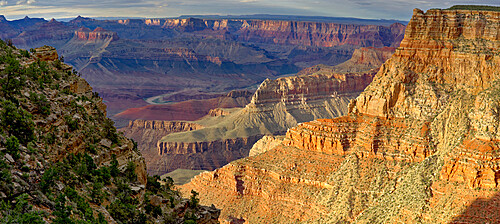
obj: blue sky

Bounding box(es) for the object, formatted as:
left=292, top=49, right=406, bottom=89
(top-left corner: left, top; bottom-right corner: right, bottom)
left=1, top=0, right=499, bottom=21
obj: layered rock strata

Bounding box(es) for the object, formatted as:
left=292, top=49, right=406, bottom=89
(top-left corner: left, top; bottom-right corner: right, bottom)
left=157, top=70, right=376, bottom=174
left=75, top=27, right=120, bottom=41
left=119, top=120, right=203, bottom=175
left=182, top=8, right=500, bottom=223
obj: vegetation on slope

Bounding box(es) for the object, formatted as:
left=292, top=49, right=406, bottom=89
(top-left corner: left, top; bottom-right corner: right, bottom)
left=446, top=5, right=500, bottom=11
left=0, top=40, right=218, bottom=223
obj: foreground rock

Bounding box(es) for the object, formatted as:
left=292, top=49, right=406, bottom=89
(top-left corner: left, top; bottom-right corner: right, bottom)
left=181, top=7, right=500, bottom=223
left=0, top=44, right=219, bottom=223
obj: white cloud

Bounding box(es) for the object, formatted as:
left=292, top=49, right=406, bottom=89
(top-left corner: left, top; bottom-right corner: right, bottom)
left=240, top=0, right=257, bottom=3
left=16, top=0, right=35, bottom=5
left=0, top=0, right=7, bottom=6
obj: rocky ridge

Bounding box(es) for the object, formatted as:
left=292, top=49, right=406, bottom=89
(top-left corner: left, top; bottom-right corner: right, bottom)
left=0, top=43, right=219, bottom=223
left=156, top=69, right=376, bottom=174
left=181, top=7, right=500, bottom=223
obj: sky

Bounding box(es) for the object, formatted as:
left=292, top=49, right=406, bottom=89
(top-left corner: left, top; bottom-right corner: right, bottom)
left=1, top=0, right=500, bottom=21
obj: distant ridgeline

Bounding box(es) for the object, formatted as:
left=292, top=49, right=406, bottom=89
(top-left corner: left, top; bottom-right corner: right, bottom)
left=446, top=5, right=500, bottom=11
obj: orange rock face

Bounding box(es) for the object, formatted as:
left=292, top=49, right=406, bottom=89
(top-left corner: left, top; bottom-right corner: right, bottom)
left=75, top=27, right=119, bottom=41
left=182, top=8, right=500, bottom=224
left=33, top=45, right=59, bottom=61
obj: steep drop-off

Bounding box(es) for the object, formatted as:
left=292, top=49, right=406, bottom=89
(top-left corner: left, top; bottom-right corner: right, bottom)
left=0, top=44, right=219, bottom=223
left=181, top=7, right=500, bottom=223
left=120, top=120, right=204, bottom=176
left=155, top=69, right=375, bottom=174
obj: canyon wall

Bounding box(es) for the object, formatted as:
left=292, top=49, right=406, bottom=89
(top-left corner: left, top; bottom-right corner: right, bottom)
left=156, top=69, right=376, bottom=174
left=119, top=120, right=204, bottom=175
left=181, top=8, right=500, bottom=223
left=235, top=20, right=405, bottom=48
left=74, top=27, right=120, bottom=41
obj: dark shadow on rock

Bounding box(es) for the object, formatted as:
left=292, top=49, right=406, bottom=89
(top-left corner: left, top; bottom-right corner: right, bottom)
left=449, top=192, right=500, bottom=224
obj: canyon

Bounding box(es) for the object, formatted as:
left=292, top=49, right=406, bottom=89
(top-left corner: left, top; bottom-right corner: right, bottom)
left=0, top=15, right=405, bottom=116
left=119, top=46, right=393, bottom=176
left=181, top=7, right=500, bottom=223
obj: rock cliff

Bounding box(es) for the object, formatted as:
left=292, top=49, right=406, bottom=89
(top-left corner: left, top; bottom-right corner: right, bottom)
left=156, top=69, right=376, bottom=174
left=235, top=20, right=405, bottom=48
left=119, top=120, right=204, bottom=175
left=181, top=7, right=500, bottom=223
left=74, top=27, right=120, bottom=41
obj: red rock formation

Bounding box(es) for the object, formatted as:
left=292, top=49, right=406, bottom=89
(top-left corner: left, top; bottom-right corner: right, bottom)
left=182, top=8, right=500, bottom=224
left=236, top=20, right=405, bottom=48
left=75, top=27, right=119, bottom=41
left=33, top=45, right=59, bottom=61
left=157, top=70, right=376, bottom=175
left=250, top=72, right=375, bottom=105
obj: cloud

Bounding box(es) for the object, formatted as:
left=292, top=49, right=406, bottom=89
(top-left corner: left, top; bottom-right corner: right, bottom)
left=240, top=0, right=257, bottom=3
left=0, top=0, right=7, bottom=6
left=16, top=0, right=35, bottom=5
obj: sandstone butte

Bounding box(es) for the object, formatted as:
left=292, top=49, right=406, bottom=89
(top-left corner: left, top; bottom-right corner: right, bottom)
left=180, top=8, right=500, bottom=224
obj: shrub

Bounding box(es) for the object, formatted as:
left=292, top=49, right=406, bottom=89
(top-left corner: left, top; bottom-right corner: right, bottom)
left=125, top=161, right=137, bottom=182
left=5, top=135, right=20, bottom=160
left=189, top=190, right=199, bottom=209
left=145, top=176, right=161, bottom=194
left=110, top=154, right=119, bottom=177
left=64, top=115, right=78, bottom=132
left=40, top=167, right=56, bottom=193
left=0, top=100, right=35, bottom=144
left=20, top=49, right=30, bottom=58
left=30, top=92, right=50, bottom=116
left=103, top=119, right=119, bottom=144
left=0, top=193, right=45, bottom=224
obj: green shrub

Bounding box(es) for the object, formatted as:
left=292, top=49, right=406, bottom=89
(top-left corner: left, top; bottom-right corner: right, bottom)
left=5, top=135, right=20, bottom=160
left=189, top=190, right=199, bottom=209
left=30, top=92, right=50, bottom=116
left=0, top=193, right=45, bottom=224
left=20, top=49, right=30, bottom=58
left=0, top=100, right=35, bottom=143
left=64, top=115, right=78, bottom=132
left=125, top=161, right=137, bottom=182
left=110, top=154, right=119, bottom=177
left=40, top=167, right=56, bottom=193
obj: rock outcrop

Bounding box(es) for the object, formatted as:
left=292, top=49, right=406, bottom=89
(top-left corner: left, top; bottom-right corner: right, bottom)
left=181, top=7, right=500, bottom=223
left=156, top=69, right=376, bottom=174
left=0, top=44, right=220, bottom=223
left=119, top=120, right=204, bottom=175
left=248, top=135, right=284, bottom=156
left=33, top=45, right=59, bottom=61
left=75, top=27, right=120, bottom=41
